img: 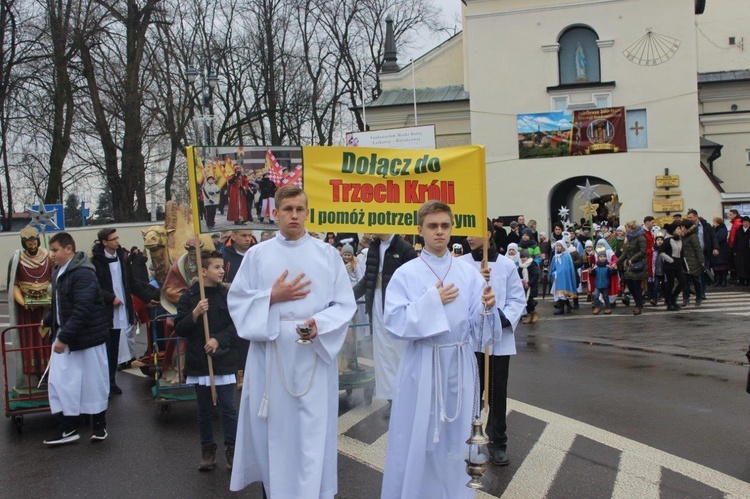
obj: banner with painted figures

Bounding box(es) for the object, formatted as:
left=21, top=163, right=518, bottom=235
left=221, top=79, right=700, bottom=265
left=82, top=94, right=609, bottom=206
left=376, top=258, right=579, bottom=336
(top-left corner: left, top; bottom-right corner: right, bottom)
left=186, top=145, right=302, bottom=234
left=517, top=106, right=628, bottom=159
left=302, top=145, right=487, bottom=236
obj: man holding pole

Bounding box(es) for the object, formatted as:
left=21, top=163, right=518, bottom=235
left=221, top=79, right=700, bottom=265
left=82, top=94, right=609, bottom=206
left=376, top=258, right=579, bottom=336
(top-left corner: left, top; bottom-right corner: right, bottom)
left=460, top=218, right=526, bottom=466
left=227, top=185, right=356, bottom=497
left=381, top=200, right=499, bottom=498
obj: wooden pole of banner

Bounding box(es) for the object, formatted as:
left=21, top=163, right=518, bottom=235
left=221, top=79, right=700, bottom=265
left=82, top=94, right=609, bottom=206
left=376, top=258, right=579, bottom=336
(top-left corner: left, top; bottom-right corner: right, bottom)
left=482, top=238, right=490, bottom=410
left=185, top=147, right=217, bottom=406
left=193, top=239, right=218, bottom=407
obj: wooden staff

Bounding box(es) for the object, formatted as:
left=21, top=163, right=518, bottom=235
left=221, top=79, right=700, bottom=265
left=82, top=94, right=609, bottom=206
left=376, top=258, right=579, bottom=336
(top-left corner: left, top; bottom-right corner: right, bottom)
left=482, top=238, right=490, bottom=409
left=193, top=241, right=217, bottom=406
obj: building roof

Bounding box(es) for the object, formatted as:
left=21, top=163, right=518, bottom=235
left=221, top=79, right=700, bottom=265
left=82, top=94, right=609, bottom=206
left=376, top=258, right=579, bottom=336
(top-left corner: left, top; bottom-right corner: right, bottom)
left=367, top=85, right=469, bottom=109
left=698, top=70, right=750, bottom=84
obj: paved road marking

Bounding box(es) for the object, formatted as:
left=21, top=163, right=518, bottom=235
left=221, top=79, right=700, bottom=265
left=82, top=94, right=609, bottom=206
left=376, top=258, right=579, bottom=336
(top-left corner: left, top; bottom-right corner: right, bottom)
left=502, top=423, right=576, bottom=498
left=509, top=399, right=750, bottom=498
left=336, top=397, right=750, bottom=498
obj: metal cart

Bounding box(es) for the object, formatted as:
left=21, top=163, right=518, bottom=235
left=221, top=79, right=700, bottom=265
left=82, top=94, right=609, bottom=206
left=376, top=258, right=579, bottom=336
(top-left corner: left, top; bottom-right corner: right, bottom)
left=2, top=324, right=50, bottom=433
left=339, top=323, right=375, bottom=405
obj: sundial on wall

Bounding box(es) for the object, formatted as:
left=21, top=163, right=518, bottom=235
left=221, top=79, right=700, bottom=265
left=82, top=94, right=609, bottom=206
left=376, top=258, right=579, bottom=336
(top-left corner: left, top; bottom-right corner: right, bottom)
left=622, top=29, right=681, bottom=66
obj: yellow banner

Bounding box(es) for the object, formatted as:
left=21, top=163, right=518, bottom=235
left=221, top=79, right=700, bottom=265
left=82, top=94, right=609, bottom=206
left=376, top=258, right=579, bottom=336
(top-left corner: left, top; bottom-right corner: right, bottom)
left=302, top=145, right=487, bottom=236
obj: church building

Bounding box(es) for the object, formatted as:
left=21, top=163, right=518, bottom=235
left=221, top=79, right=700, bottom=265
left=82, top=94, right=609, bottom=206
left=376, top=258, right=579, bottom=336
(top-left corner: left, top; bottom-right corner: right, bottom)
left=366, top=0, right=750, bottom=228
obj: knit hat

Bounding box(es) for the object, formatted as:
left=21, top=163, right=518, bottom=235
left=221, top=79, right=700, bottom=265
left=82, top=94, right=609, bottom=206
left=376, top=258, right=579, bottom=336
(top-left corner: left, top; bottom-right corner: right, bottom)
left=341, top=244, right=354, bottom=255
left=616, top=225, right=626, bottom=233
left=522, top=227, right=534, bottom=237
left=585, top=240, right=594, bottom=248
left=519, top=248, right=530, bottom=259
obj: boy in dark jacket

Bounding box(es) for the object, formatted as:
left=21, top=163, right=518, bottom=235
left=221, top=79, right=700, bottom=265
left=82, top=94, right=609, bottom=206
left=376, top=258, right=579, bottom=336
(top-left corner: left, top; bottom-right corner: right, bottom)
left=590, top=250, right=617, bottom=315
left=518, top=249, right=540, bottom=324
left=44, top=232, right=110, bottom=446
left=175, top=250, right=239, bottom=472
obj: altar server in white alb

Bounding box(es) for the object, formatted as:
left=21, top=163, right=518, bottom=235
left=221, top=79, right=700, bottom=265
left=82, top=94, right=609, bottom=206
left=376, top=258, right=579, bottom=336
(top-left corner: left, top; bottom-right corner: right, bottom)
left=460, top=218, right=527, bottom=467
left=43, top=232, right=110, bottom=446
left=227, top=185, right=356, bottom=498
left=382, top=200, right=500, bottom=499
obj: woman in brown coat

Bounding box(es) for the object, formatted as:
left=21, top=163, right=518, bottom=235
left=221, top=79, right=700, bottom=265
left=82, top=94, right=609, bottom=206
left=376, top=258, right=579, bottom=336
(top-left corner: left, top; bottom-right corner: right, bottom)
left=617, top=220, right=648, bottom=315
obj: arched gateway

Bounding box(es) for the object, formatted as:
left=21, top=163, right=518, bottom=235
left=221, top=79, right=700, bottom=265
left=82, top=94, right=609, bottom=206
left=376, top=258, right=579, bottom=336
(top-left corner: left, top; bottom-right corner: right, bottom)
left=548, top=176, right=620, bottom=230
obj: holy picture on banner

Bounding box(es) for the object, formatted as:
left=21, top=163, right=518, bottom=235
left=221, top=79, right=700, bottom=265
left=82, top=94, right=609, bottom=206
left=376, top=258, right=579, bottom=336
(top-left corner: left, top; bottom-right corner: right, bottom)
left=186, top=146, right=303, bottom=234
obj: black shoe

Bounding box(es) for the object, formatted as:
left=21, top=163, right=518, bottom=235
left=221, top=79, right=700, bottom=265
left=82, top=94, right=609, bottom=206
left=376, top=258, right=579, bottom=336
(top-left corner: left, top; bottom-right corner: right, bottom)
left=553, top=308, right=565, bottom=316
left=110, top=385, right=122, bottom=395
left=695, top=297, right=703, bottom=307
left=572, top=298, right=579, bottom=309
left=489, top=449, right=510, bottom=466
left=681, top=298, right=689, bottom=307
left=649, top=299, right=657, bottom=306
left=90, top=427, right=108, bottom=442
left=44, top=429, right=80, bottom=446
left=622, top=296, right=630, bottom=307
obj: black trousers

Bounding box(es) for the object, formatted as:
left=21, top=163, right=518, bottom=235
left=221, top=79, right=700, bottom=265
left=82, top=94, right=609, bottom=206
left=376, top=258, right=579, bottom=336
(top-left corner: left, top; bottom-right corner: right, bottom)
left=624, top=279, right=644, bottom=308
left=55, top=410, right=106, bottom=431
left=475, top=353, right=510, bottom=452
left=204, top=205, right=217, bottom=228
left=106, top=328, right=120, bottom=386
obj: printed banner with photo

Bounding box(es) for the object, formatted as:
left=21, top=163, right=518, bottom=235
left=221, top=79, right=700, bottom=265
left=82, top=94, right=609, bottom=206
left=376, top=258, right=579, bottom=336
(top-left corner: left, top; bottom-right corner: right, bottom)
left=302, top=145, right=486, bottom=236
left=186, top=145, right=302, bottom=234
left=517, top=106, right=628, bottom=159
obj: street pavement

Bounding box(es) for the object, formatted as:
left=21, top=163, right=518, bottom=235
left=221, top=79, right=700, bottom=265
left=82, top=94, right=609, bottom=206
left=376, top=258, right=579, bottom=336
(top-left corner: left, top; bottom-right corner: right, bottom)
left=0, top=285, right=749, bottom=498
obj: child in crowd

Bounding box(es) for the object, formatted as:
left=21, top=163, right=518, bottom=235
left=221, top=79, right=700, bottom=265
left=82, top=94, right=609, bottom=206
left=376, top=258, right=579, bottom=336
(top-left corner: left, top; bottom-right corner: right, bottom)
left=550, top=240, right=578, bottom=315
left=506, top=243, right=520, bottom=266
left=519, top=248, right=540, bottom=324
left=590, top=250, right=617, bottom=314
left=175, top=250, right=239, bottom=472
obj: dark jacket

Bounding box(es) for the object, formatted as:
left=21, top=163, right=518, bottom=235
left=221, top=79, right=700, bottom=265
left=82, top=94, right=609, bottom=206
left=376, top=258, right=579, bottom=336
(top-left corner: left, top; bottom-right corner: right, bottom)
left=43, top=252, right=109, bottom=351
left=175, top=282, right=239, bottom=376
left=681, top=223, right=705, bottom=276
left=591, top=261, right=616, bottom=289
left=128, top=250, right=150, bottom=286
left=701, top=217, right=718, bottom=255
left=518, top=261, right=540, bottom=298
left=353, top=235, right=417, bottom=316
left=222, top=244, right=246, bottom=283
left=713, top=224, right=729, bottom=267
left=492, top=227, right=508, bottom=254
left=91, top=243, right=159, bottom=327
left=619, top=227, right=648, bottom=280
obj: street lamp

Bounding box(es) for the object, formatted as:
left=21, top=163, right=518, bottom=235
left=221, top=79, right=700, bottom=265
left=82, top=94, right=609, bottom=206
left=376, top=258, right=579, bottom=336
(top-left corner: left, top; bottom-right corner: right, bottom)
left=187, top=61, right=219, bottom=158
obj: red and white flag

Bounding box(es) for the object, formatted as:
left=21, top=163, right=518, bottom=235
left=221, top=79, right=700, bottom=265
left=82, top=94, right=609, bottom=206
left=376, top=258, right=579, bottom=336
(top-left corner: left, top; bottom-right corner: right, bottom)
left=266, top=149, right=285, bottom=186
left=281, top=164, right=303, bottom=188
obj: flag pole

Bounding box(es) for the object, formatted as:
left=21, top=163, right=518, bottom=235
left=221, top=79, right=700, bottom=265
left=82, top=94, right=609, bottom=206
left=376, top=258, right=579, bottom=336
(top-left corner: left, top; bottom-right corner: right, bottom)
left=482, top=237, right=490, bottom=409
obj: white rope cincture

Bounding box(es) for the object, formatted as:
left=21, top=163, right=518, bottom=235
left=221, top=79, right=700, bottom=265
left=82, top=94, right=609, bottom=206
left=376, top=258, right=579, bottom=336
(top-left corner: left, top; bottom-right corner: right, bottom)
left=274, top=340, right=318, bottom=398
left=432, top=340, right=468, bottom=443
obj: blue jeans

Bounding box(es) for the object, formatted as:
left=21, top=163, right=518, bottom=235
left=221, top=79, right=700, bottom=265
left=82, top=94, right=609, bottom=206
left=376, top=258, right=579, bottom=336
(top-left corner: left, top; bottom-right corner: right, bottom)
left=592, top=288, right=610, bottom=309
left=195, top=383, right=238, bottom=446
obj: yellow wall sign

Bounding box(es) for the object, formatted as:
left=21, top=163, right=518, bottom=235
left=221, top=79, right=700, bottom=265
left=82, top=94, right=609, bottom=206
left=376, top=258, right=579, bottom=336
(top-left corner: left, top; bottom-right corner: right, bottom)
left=653, top=189, right=682, bottom=197
left=302, top=145, right=487, bottom=236
left=652, top=198, right=684, bottom=212
left=655, top=175, right=679, bottom=187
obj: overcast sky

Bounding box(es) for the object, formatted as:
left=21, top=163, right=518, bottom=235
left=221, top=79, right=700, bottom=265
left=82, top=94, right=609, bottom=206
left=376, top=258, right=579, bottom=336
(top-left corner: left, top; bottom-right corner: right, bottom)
left=401, top=0, right=463, bottom=62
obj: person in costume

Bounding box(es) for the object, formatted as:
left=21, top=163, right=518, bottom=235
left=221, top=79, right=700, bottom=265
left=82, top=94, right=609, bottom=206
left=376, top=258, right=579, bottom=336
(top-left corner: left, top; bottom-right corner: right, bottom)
left=549, top=240, right=577, bottom=315
left=227, top=185, right=356, bottom=497
left=8, top=226, right=53, bottom=387
left=381, top=200, right=499, bottom=499
left=595, top=238, right=620, bottom=308
left=226, top=166, right=250, bottom=225
left=43, top=232, right=109, bottom=445
left=459, top=218, right=526, bottom=466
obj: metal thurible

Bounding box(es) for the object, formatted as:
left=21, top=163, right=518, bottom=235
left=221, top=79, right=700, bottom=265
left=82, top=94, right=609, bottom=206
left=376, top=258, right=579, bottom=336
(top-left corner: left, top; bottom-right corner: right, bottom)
left=465, top=453, right=488, bottom=490
left=466, top=417, right=490, bottom=446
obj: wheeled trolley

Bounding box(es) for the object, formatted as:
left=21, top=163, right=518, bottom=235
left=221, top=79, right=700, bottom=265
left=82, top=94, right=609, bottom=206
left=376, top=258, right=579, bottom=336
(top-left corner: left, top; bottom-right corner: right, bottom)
left=339, top=323, right=375, bottom=405
left=2, top=324, right=50, bottom=433
left=145, top=314, right=195, bottom=419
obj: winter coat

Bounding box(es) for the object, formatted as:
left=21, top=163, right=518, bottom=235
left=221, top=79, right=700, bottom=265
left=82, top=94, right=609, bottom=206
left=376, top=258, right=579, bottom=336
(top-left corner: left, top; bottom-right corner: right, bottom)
left=518, top=260, right=539, bottom=298
left=91, top=243, right=159, bottom=328
left=127, top=251, right=150, bottom=285
left=223, top=244, right=247, bottom=283
left=619, top=227, right=647, bottom=280
left=590, top=262, right=616, bottom=290
left=695, top=217, right=719, bottom=256
left=43, top=252, right=109, bottom=351
left=174, top=282, right=239, bottom=376
left=353, top=235, right=417, bottom=316
left=713, top=224, right=730, bottom=268
left=654, top=236, right=683, bottom=273
left=681, top=225, right=705, bottom=277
